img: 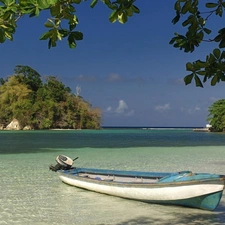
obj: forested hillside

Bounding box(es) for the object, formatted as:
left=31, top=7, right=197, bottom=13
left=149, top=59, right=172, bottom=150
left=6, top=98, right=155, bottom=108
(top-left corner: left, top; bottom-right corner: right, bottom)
left=0, top=65, right=101, bottom=130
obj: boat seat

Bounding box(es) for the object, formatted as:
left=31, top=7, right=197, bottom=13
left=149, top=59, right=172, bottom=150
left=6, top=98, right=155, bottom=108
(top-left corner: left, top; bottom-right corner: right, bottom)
left=102, top=178, right=114, bottom=181
left=79, top=173, right=89, bottom=177
left=135, top=177, right=143, bottom=183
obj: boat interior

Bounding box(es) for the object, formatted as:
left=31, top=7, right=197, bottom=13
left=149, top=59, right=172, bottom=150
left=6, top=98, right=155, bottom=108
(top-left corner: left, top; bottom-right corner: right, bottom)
left=78, top=172, right=160, bottom=183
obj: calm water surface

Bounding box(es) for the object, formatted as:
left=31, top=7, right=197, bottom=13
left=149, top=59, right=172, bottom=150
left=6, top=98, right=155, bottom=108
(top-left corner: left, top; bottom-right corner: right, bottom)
left=0, top=129, right=225, bottom=224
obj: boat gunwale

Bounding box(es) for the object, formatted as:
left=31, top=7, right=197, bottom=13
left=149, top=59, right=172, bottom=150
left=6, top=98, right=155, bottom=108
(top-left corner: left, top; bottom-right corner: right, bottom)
left=57, top=169, right=225, bottom=188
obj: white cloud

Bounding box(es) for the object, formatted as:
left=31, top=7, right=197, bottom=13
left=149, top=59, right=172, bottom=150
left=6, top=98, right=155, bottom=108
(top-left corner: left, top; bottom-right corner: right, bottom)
left=209, top=97, right=218, bottom=103
left=106, top=73, right=122, bottom=82
left=106, top=106, right=112, bottom=112
left=155, top=103, right=171, bottom=112
left=126, top=109, right=135, bottom=116
left=181, top=106, right=201, bottom=114
left=116, top=100, right=128, bottom=114
left=105, top=100, right=134, bottom=116
left=75, top=74, right=97, bottom=82
left=168, top=78, right=184, bottom=85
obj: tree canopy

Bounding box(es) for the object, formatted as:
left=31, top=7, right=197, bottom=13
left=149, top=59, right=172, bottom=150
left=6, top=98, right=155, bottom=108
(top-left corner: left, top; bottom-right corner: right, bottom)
left=170, top=0, right=225, bottom=87
left=0, top=65, right=102, bottom=129
left=207, top=99, right=225, bottom=132
left=0, top=0, right=140, bottom=48
left=0, top=0, right=225, bottom=87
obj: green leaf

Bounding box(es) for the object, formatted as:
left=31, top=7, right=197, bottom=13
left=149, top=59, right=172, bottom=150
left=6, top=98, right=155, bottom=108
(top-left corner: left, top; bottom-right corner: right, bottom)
left=213, top=48, right=221, bottom=59
left=0, top=30, right=6, bottom=43
left=214, top=34, right=222, bottom=42
left=196, top=30, right=204, bottom=41
left=172, top=11, right=180, bottom=24
left=50, top=4, right=61, bottom=16
left=184, top=74, right=194, bottom=85
left=192, top=0, right=198, bottom=7
left=47, top=0, right=58, bottom=4
left=124, top=0, right=134, bottom=9
left=35, top=7, right=40, bottom=17
left=188, top=4, right=197, bottom=14
left=2, top=0, right=14, bottom=6
left=196, top=71, right=206, bottom=76
left=48, top=39, right=52, bottom=49
left=205, top=3, right=218, bottom=8
left=125, top=8, right=133, bottom=17
left=109, top=10, right=118, bottom=23
left=198, top=17, right=206, bottom=26
left=3, top=31, right=12, bottom=40
left=208, top=53, right=216, bottom=62
left=18, top=0, right=27, bottom=6
left=196, top=60, right=207, bottom=68
left=169, top=37, right=176, bottom=45
left=71, top=0, right=82, bottom=3
left=56, top=30, right=62, bottom=40
left=174, top=1, right=180, bottom=11
left=194, top=75, right=203, bottom=87
left=221, top=51, right=225, bottom=58
left=118, top=12, right=127, bottom=24
left=182, top=16, right=193, bottom=27
left=216, top=6, right=223, bottom=17
left=69, top=24, right=76, bottom=31
left=40, top=30, right=52, bottom=40
left=69, top=15, right=78, bottom=25
left=186, top=62, right=193, bottom=71
left=219, top=38, right=225, bottom=48
left=59, top=29, right=69, bottom=37
left=211, top=75, right=218, bottom=86
left=203, top=74, right=208, bottom=83
left=203, top=28, right=211, bottom=35
left=44, top=21, right=54, bottom=28
left=181, top=1, right=191, bottom=14
left=37, top=0, right=50, bottom=9
left=218, top=28, right=225, bottom=34
left=131, top=5, right=140, bottom=14
left=72, top=31, right=83, bottom=40
left=51, top=39, right=56, bottom=47
left=220, top=73, right=225, bottom=81
left=90, top=0, right=98, bottom=8
left=68, top=33, right=76, bottom=49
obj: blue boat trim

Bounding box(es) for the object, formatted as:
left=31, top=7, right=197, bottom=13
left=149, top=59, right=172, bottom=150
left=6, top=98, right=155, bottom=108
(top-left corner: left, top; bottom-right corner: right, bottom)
left=63, top=167, right=192, bottom=179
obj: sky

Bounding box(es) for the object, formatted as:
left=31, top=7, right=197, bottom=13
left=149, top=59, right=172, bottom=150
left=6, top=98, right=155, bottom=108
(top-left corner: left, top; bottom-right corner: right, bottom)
left=1, top=1, right=225, bottom=127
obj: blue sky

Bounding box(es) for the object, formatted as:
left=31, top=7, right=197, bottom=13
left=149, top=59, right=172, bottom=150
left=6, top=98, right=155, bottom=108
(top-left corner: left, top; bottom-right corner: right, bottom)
left=1, top=1, right=224, bottom=127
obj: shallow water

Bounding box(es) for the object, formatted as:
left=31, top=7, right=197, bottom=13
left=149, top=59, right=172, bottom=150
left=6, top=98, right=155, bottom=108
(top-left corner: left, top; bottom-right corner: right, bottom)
left=0, top=129, right=225, bottom=224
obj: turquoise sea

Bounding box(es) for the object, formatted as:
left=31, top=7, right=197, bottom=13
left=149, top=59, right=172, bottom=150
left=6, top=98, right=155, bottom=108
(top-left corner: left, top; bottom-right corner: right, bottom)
left=0, top=128, right=225, bottom=225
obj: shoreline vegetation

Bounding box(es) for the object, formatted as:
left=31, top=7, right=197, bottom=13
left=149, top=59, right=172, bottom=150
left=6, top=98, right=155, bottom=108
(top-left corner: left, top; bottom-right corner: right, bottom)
left=0, top=65, right=102, bottom=130
left=0, top=125, right=212, bottom=131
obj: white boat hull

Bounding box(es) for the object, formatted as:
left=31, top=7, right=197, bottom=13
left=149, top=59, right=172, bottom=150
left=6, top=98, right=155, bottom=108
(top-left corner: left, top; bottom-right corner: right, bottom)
left=58, top=174, right=224, bottom=202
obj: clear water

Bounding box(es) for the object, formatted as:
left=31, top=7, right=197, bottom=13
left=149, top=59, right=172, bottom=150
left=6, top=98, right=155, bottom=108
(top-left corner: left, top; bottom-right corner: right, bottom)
left=0, top=129, right=225, bottom=224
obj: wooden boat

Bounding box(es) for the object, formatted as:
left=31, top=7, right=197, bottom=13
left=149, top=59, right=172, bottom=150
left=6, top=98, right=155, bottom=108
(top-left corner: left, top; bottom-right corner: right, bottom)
left=50, top=155, right=225, bottom=211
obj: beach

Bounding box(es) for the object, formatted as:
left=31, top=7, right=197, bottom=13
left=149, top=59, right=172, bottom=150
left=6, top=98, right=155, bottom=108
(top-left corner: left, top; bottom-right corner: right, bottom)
left=0, top=129, right=225, bottom=224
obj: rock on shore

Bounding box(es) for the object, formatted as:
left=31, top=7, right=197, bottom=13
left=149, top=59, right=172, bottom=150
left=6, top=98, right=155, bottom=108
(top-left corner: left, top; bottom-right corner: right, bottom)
left=1, top=119, right=32, bottom=130
left=5, top=119, right=22, bottom=130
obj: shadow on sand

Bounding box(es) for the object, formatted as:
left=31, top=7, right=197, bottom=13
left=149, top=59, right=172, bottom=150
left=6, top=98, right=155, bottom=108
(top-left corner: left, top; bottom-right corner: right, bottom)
left=99, top=202, right=225, bottom=225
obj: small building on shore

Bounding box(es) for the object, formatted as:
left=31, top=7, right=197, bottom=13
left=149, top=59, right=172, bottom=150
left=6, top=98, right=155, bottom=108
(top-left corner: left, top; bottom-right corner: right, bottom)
left=193, top=124, right=212, bottom=132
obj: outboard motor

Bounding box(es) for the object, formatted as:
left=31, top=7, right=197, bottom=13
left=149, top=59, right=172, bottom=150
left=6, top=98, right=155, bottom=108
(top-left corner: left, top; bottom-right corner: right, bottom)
left=49, top=155, right=78, bottom=172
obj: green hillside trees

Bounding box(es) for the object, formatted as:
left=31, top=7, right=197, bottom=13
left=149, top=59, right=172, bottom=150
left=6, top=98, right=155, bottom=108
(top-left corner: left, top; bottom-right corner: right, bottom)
left=0, top=65, right=102, bottom=129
